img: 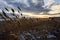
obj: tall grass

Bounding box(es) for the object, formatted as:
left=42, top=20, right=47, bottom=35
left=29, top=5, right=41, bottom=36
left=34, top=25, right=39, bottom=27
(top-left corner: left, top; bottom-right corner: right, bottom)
left=0, top=7, right=60, bottom=40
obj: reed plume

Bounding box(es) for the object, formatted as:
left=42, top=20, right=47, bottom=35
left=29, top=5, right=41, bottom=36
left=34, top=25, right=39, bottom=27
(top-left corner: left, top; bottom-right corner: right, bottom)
left=17, top=6, right=21, bottom=11
left=0, top=13, right=5, bottom=19
left=5, top=8, right=9, bottom=11
left=11, top=8, right=15, bottom=13
left=11, top=8, right=16, bottom=16
left=11, top=8, right=19, bottom=19
left=2, top=10, right=11, bottom=20
left=17, top=6, right=23, bottom=16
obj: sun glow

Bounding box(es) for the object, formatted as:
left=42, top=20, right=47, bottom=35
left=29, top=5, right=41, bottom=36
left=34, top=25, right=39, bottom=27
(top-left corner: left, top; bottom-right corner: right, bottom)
left=23, top=12, right=50, bottom=18
left=22, top=12, right=60, bottom=18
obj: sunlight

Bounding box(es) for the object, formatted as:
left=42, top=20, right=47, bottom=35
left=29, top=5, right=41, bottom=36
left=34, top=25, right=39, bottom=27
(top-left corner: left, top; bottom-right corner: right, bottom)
left=22, top=12, right=49, bottom=18
left=22, top=12, right=60, bottom=18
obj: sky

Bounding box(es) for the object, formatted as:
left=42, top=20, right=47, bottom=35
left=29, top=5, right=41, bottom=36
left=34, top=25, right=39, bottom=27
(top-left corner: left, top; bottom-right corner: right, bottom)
left=55, top=0, right=60, bottom=4
left=0, top=0, right=60, bottom=18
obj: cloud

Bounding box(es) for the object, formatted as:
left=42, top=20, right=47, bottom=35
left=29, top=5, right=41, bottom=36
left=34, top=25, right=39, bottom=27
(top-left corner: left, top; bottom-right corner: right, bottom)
left=43, top=0, right=60, bottom=15
left=42, top=0, right=60, bottom=14
left=0, top=0, right=7, bottom=8
left=0, top=0, right=60, bottom=16
left=0, top=0, right=15, bottom=9
left=44, top=0, right=55, bottom=8
left=48, top=4, right=60, bottom=14
left=0, top=0, right=45, bottom=13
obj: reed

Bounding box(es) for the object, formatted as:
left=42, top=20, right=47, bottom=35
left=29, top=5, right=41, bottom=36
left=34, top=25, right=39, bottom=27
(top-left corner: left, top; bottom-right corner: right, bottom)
left=5, top=8, right=9, bottom=11
left=0, top=7, right=60, bottom=40
left=17, top=6, right=23, bottom=16
left=2, top=10, right=12, bottom=20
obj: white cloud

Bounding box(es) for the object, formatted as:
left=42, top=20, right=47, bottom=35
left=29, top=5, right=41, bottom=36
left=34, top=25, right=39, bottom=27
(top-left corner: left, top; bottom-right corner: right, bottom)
left=48, top=4, right=60, bottom=14
left=0, top=0, right=16, bottom=10
left=44, top=0, right=60, bottom=15
left=11, top=0, right=30, bottom=7
left=0, top=0, right=7, bottom=7
left=44, top=0, right=55, bottom=8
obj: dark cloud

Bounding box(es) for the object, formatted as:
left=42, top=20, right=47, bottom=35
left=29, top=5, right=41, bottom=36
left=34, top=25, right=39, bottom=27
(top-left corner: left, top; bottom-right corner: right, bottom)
left=0, top=0, right=51, bottom=14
